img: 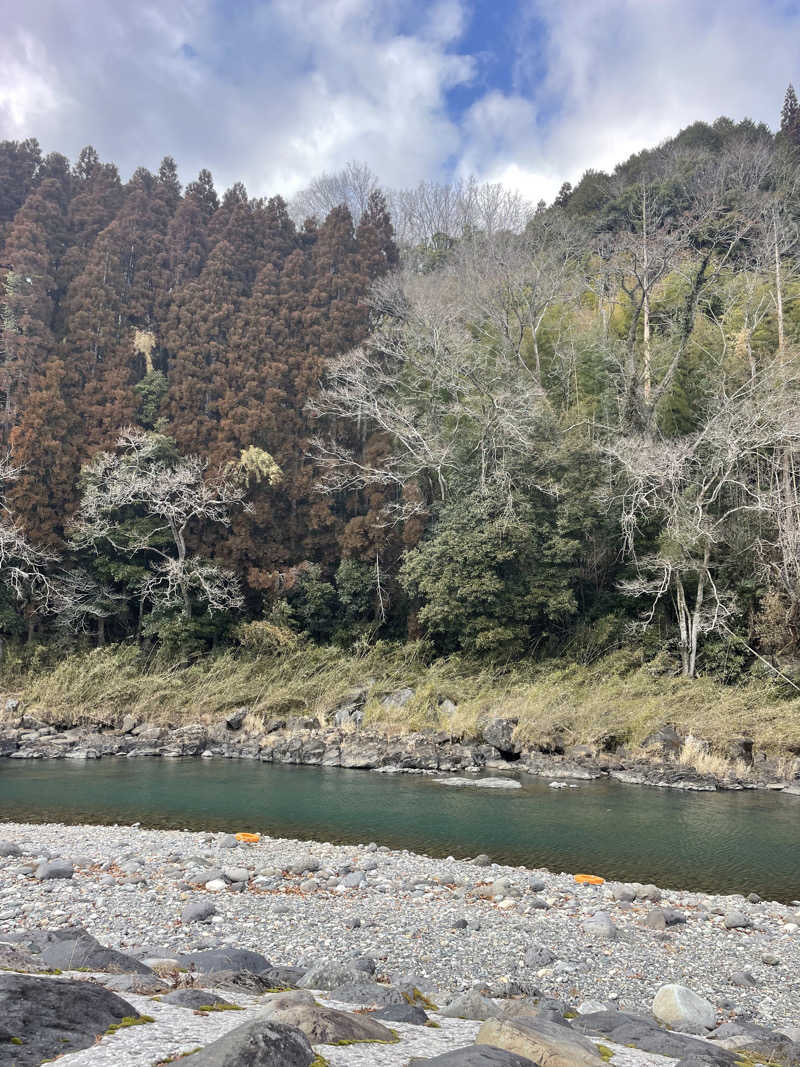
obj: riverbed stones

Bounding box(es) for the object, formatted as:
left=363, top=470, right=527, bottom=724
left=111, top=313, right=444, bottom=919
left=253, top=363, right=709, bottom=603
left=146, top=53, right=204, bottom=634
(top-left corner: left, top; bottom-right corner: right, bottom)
left=0, top=973, right=137, bottom=1065
left=477, top=1015, right=605, bottom=1066
left=723, top=908, right=751, bottom=929
left=181, top=898, right=217, bottom=923
left=34, top=858, right=73, bottom=879
left=652, top=984, right=716, bottom=1031
left=184, top=1018, right=315, bottom=1067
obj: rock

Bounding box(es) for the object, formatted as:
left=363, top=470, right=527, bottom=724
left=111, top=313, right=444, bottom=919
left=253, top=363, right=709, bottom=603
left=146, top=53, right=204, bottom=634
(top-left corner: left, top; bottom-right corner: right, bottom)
left=573, top=1012, right=736, bottom=1064
left=179, top=948, right=271, bottom=974
left=262, top=999, right=397, bottom=1044
left=473, top=854, right=492, bottom=867
left=102, top=973, right=168, bottom=995
left=206, top=878, right=228, bottom=891
left=328, top=980, right=406, bottom=1006
left=34, top=858, right=74, bottom=880
left=441, top=990, right=500, bottom=1020
left=381, top=687, right=415, bottom=710
left=40, top=933, right=154, bottom=975
left=723, top=909, right=751, bottom=929
left=524, top=945, right=556, bottom=968
left=0, top=973, right=137, bottom=1065
left=637, top=884, right=661, bottom=901
left=120, top=714, right=138, bottom=734
left=184, top=1018, right=314, bottom=1066
left=161, top=988, right=233, bottom=1009
left=729, top=969, right=756, bottom=987
left=653, top=984, right=716, bottom=1032
left=225, top=707, right=247, bottom=731
left=481, top=718, right=520, bottom=756
left=420, top=1048, right=539, bottom=1065
left=477, top=1015, right=605, bottom=1066
left=223, top=866, right=251, bottom=883
left=645, top=907, right=667, bottom=931
left=582, top=913, right=618, bottom=939
left=372, top=1001, right=429, bottom=1025
left=288, top=854, right=321, bottom=875
left=642, top=724, right=682, bottom=756
left=181, top=898, right=217, bottom=923
left=297, top=961, right=372, bottom=989
left=0, top=841, right=21, bottom=857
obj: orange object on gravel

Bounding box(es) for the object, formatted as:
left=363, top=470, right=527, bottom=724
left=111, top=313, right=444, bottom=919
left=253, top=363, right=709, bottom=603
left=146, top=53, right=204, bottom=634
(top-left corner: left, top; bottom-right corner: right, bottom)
left=574, top=873, right=604, bottom=885
left=235, top=832, right=261, bottom=843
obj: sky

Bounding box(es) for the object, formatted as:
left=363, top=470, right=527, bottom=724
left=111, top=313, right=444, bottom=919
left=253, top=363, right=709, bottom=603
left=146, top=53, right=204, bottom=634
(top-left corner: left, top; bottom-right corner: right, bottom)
left=2, top=0, right=799, bottom=205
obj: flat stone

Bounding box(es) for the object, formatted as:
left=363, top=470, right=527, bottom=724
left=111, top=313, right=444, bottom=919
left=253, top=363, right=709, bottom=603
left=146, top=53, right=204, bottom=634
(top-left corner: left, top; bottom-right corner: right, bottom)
left=262, top=999, right=397, bottom=1044
left=34, top=859, right=74, bottom=880
left=184, top=1018, right=314, bottom=1066
left=477, top=1015, right=605, bottom=1066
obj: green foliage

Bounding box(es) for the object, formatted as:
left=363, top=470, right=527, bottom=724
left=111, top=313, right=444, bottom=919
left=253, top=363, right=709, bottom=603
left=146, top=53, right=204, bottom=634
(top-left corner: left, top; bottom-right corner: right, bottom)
left=401, top=490, right=579, bottom=656
left=134, top=370, right=168, bottom=430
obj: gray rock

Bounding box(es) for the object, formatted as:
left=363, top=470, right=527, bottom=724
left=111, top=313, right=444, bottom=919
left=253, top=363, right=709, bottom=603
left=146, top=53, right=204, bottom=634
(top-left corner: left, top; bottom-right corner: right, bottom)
left=262, top=999, right=397, bottom=1043
left=223, top=866, right=251, bottom=883
left=0, top=973, right=137, bottom=1065
left=573, top=1012, right=735, bottom=1063
left=0, top=841, right=21, bottom=857
left=523, top=945, right=556, bottom=968
left=582, top=913, right=618, bottom=940
left=328, top=979, right=406, bottom=1006
left=297, top=961, right=371, bottom=990
left=41, top=934, right=154, bottom=975
left=184, top=1018, right=314, bottom=1066
left=653, top=984, right=716, bottom=1032
left=288, top=854, right=321, bottom=875
left=161, top=988, right=233, bottom=1009
left=225, top=708, right=247, bottom=731
left=477, top=1015, right=604, bottom=1066
left=440, top=990, right=500, bottom=1020
left=473, top=854, right=492, bottom=867
left=481, top=718, right=520, bottom=755
left=34, top=858, right=74, bottom=880
left=179, top=948, right=271, bottom=974
left=101, top=973, right=168, bottom=995
left=642, top=724, right=682, bottom=756
left=420, top=1047, right=538, bottom=1065
left=645, top=907, right=667, bottom=931
left=372, top=1001, right=429, bottom=1025
left=729, top=969, right=756, bottom=987
left=181, top=898, right=217, bottom=923
left=723, top=909, right=751, bottom=930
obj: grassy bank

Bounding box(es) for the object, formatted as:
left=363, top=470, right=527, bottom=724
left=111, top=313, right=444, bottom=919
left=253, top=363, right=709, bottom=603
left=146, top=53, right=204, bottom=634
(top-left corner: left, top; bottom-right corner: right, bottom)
left=2, top=641, right=800, bottom=758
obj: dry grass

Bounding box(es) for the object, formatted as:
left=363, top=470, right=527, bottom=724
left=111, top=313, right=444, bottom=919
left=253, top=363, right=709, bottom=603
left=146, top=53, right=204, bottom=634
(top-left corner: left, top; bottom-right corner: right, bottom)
left=675, top=735, right=752, bottom=780
left=2, top=643, right=800, bottom=755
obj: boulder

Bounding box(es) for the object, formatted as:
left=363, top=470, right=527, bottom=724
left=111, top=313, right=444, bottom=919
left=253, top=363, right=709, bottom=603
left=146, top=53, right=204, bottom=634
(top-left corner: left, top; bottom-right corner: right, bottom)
left=653, top=985, right=716, bottom=1033
left=184, top=1018, right=314, bottom=1066
left=573, top=1011, right=735, bottom=1063
left=288, top=854, right=321, bottom=875
left=0, top=841, right=21, bottom=857
left=477, top=1015, right=605, bottom=1066
left=40, top=933, right=154, bottom=975
left=225, top=707, right=247, bottom=731
left=297, top=961, right=373, bottom=990
left=441, top=990, right=501, bottom=1020
left=261, top=999, right=397, bottom=1044
left=0, top=974, right=137, bottom=1065
left=723, top=909, right=751, bottom=930
left=481, top=718, right=520, bottom=755
left=179, top=948, right=270, bottom=974
left=642, top=723, right=682, bottom=756
left=161, top=988, right=233, bottom=1009
left=420, top=1048, right=539, bottom=1065
left=372, top=1001, right=429, bottom=1025
left=328, top=979, right=406, bottom=1006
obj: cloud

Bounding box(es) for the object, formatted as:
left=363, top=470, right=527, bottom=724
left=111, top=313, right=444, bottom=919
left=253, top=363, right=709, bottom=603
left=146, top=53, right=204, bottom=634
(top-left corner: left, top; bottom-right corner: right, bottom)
left=0, top=0, right=796, bottom=206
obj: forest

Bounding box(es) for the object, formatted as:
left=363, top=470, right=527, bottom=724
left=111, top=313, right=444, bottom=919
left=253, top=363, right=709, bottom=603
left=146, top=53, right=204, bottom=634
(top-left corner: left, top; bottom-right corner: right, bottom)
left=3, top=89, right=800, bottom=698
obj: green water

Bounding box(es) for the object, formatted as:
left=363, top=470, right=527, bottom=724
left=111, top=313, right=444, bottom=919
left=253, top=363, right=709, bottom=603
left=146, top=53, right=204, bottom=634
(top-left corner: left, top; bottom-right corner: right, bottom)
left=0, top=758, right=798, bottom=901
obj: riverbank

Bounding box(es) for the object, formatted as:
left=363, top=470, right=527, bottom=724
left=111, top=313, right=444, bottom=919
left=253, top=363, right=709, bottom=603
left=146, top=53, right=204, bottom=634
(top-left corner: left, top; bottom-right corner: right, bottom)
left=0, top=820, right=798, bottom=1065
left=2, top=693, right=800, bottom=798
left=5, top=643, right=800, bottom=769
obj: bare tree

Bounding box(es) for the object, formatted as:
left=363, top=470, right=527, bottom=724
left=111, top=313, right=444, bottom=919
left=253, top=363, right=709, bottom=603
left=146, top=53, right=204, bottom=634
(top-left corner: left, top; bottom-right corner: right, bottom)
left=290, top=161, right=380, bottom=225
left=608, top=365, right=800, bottom=675
left=71, top=428, right=252, bottom=617
left=388, top=176, right=532, bottom=247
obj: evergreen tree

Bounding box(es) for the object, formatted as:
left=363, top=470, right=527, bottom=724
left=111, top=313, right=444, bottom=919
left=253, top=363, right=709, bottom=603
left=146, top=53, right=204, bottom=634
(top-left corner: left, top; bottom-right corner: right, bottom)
left=781, top=84, right=800, bottom=148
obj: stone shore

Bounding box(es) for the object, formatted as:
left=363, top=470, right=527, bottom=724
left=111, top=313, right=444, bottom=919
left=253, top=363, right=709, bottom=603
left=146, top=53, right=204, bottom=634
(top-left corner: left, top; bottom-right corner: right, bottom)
left=2, top=699, right=800, bottom=796
left=0, top=820, right=798, bottom=1065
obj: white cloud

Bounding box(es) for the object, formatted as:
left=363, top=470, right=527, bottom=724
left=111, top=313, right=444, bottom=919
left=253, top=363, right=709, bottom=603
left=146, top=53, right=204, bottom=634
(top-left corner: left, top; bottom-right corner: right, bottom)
left=0, top=0, right=796, bottom=207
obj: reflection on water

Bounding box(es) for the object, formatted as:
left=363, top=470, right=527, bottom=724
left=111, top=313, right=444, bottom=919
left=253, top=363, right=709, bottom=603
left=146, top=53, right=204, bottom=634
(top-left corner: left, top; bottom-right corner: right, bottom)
left=0, top=758, right=798, bottom=901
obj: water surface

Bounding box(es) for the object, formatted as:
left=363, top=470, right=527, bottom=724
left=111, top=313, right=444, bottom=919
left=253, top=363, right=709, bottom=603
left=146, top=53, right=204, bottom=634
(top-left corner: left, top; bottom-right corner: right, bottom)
left=0, top=758, right=798, bottom=901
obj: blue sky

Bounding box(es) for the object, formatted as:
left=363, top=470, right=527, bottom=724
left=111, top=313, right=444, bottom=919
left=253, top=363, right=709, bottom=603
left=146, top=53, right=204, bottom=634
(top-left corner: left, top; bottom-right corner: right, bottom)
left=2, top=0, right=799, bottom=204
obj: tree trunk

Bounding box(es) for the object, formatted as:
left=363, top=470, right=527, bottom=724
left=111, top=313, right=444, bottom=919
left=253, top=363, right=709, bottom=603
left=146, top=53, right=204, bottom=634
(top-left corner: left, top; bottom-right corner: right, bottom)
left=642, top=187, right=652, bottom=404
left=774, top=209, right=785, bottom=363
left=97, top=616, right=105, bottom=647
left=674, top=572, right=691, bottom=676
